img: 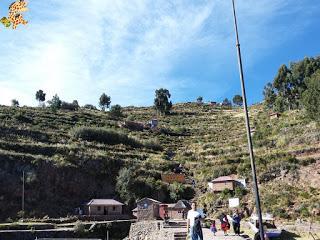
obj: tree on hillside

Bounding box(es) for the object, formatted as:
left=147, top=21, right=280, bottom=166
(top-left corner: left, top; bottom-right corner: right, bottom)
left=116, top=167, right=135, bottom=204
left=99, top=93, right=111, bottom=111
left=197, top=96, right=203, bottom=104
left=263, top=56, right=320, bottom=112
left=11, top=99, right=19, bottom=107
left=263, top=83, right=276, bottom=109
left=233, top=95, right=243, bottom=106
left=221, top=98, right=232, bottom=107
left=35, top=90, right=46, bottom=106
left=302, top=70, right=320, bottom=121
left=154, top=88, right=172, bottom=115
left=48, top=94, right=62, bottom=111
left=110, top=104, right=123, bottom=118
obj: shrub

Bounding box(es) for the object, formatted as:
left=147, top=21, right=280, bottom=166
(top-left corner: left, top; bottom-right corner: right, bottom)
left=70, top=127, right=142, bottom=147
left=142, top=139, right=163, bottom=151
left=61, top=100, right=79, bottom=111
left=74, top=221, right=86, bottom=234
left=83, top=104, right=97, bottom=110
left=70, top=127, right=162, bottom=151
left=110, top=104, right=123, bottom=118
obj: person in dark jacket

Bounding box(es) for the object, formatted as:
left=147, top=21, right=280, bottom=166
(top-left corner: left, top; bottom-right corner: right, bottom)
left=232, top=209, right=241, bottom=235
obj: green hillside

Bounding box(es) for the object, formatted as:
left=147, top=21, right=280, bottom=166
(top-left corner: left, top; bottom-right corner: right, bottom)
left=0, top=103, right=319, bottom=221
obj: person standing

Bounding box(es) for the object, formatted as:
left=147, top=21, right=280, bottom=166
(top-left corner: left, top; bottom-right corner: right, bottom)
left=220, top=213, right=230, bottom=236
left=210, top=219, right=217, bottom=236
left=187, top=201, right=204, bottom=240
left=232, top=209, right=241, bottom=235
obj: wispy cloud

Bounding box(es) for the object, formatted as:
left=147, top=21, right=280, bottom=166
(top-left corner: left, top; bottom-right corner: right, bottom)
left=0, top=0, right=318, bottom=106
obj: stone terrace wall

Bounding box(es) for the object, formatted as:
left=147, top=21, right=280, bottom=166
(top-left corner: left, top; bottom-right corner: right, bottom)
left=127, top=221, right=174, bottom=240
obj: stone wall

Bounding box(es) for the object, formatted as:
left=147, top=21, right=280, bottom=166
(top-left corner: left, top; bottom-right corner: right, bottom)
left=127, top=221, right=161, bottom=240
left=127, top=221, right=177, bottom=240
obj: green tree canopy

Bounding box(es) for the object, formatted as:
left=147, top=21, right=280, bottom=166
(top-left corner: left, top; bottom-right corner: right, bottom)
left=154, top=88, right=172, bottom=115
left=197, top=96, right=203, bottom=103
left=99, top=93, right=111, bottom=111
left=302, top=70, right=320, bottom=121
left=110, top=104, right=123, bottom=118
left=35, top=90, right=46, bottom=105
left=263, top=83, right=276, bottom=109
left=263, top=56, right=320, bottom=112
left=233, top=94, right=243, bottom=106
left=11, top=99, right=19, bottom=107
left=48, top=94, right=62, bottom=111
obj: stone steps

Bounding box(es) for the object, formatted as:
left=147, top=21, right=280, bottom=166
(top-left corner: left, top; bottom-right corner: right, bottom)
left=174, top=232, right=187, bottom=240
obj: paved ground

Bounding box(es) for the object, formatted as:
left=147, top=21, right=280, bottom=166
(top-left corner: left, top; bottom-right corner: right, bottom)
left=202, top=228, right=250, bottom=240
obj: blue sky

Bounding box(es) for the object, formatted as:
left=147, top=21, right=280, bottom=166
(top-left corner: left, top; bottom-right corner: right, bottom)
left=0, top=0, right=319, bottom=107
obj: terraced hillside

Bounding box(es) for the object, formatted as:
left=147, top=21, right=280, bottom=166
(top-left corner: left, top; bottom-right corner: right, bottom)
left=0, top=103, right=319, bottom=221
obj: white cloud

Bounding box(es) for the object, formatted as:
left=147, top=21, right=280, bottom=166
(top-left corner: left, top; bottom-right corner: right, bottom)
left=0, top=0, right=318, bottom=106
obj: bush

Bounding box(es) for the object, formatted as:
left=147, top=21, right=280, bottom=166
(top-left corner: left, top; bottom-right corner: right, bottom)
left=83, top=104, right=97, bottom=110
left=61, top=100, right=79, bottom=111
left=142, top=139, right=163, bottom=151
left=110, top=104, right=123, bottom=118
left=70, top=127, right=162, bottom=151
left=70, top=127, right=142, bottom=147
left=74, top=221, right=86, bottom=234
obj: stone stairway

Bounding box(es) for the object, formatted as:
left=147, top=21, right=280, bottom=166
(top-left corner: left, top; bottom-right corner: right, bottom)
left=164, top=220, right=187, bottom=229
left=174, top=232, right=187, bottom=240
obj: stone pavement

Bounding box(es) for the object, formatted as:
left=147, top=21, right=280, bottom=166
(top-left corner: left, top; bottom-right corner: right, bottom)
left=202, top=228, right=250, bottom=240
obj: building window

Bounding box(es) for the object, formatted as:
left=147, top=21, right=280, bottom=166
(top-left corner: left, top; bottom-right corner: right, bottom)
left=97, top=206, right=101, bottom=211
left=113, top=206, right=116, bottom=211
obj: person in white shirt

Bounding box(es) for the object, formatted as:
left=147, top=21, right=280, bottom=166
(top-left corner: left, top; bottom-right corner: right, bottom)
left=187, top=201, right=203, bottom=240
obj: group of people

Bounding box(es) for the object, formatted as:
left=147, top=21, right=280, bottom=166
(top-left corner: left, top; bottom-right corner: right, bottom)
left=187, top=201, right=242, bottom=240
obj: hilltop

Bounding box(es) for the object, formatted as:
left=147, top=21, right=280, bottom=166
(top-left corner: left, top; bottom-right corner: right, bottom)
left=0, top=103, right=319, bottom=221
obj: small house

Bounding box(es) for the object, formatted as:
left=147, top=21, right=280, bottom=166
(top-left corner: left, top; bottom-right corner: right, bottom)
left=135, top=197, right=162, bottom=220
left=149, top=119, right=158, bottom=129
left=208, top=176, right=236, bottom=192
left=208, top=175, right=246, bottom=192
left=159, top=200, right=191, bottom=220
left=85, top=199, right=124, bottom=216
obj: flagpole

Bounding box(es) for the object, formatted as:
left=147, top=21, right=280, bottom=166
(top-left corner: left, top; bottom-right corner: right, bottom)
left=231, top=0, right=265, bottom=239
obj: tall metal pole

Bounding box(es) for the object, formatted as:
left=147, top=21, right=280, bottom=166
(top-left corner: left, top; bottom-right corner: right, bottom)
left=231, top=0, right=265, bottom=239
left=22, top=170, right=25, bottom=214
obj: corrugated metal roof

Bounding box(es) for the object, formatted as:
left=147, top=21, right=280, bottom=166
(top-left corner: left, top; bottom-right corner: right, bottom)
left=137, top=197, right=162, bottom=204
left=86, top=199, right=124, bottom=206
left=211, top=176, right=234, bottom=182
left=174, top=200, right=191, bottom=209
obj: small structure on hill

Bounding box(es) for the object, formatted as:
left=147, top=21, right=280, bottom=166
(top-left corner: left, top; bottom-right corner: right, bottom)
left=134, top=197, right=162, bottom=220
left=159, top=200, right=191, bottom=220
left=269, top=112, right=281, bottom=119
left=161, top=173, right=186, bottom=184
left=119, top=120, right=145, bottom=131
left=84, top=199, right=124, bottom=219
left=208, top=176, right=236, bottom=192
left=149, top=118, right=158, bottom=129
left=208, top=175, right=246, bottom=193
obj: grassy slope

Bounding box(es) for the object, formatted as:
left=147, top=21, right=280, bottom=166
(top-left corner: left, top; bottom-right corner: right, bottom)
left=0, top=103, right=319, bottom=220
